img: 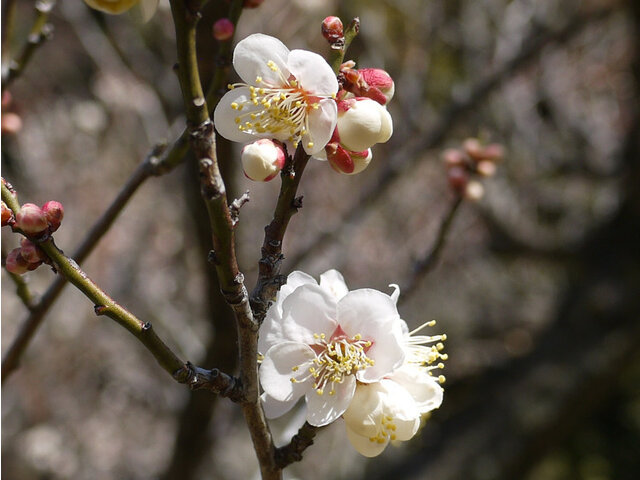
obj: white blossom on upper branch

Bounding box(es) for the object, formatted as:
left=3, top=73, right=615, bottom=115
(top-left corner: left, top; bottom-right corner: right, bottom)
left=214, top=34, right=339, bottom=156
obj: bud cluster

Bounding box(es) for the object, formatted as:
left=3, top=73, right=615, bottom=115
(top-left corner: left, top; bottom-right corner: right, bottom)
left=2, top=196, right=64, bottom=275
left=442, top=138, right=504, bottom=200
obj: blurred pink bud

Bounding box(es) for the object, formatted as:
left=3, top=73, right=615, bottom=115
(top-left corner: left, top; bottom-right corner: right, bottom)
left=447, top=166, right=469, bottom=194
left=358, top=68, right=395, bottom=104
left=322, top=16, right=344, bottom=43
left=463, top=138, right=484, bottom=162
left=442, top=148, right=466, bottom=168
left=241, top=139, right=286, bottom=181
left=1, top=201, right=12, bottom=226
left=5, top=248, right=29, bottom=275
left=482, top=143, right=505, bottom=162
left=243, top=0, right=264, bottom=8
left=1, top=112, right=23, bottom=135
left=15, top=203, right=48, bottom=235
left=213, top=18, right=234, bottom=41
left=20, top=238, right=46, bottom=264
left=42, top=200, right=64, bottom=231
left=476, top=160, right=497, bottom=177
left=465, top=181, right=485, bottom=201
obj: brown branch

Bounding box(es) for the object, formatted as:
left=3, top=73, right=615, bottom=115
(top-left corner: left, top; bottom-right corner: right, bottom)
left=274, top=422, right=319, bottom=469
left=288, top=6, right=614, bottom=272
left=250, top=145, right=310, bottom=323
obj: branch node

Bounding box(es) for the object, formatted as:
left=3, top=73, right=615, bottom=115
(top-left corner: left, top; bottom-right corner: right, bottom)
left=207, top=249, right=219, bottom=265
left=94, top=305, right=108, bottom=316
left=230, top=190, right=251, bottom=226
left=292, top=195, right=303, bottom=210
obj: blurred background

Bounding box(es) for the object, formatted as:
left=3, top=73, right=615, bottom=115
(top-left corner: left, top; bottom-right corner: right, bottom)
left=2, top=0, right=639, bottom=479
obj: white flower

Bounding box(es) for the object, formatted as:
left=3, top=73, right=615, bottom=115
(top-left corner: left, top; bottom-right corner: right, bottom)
left=343, top=289, right=447, bottom=457
left=241, top=139, right=286, bottom=181
left=214, top=34, right=339, bottom=155
left=259, top=270, right=406, bottom=427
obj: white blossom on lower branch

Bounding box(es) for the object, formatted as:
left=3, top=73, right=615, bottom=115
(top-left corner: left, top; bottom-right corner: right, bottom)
left=258, top=270, right=405, bottom=426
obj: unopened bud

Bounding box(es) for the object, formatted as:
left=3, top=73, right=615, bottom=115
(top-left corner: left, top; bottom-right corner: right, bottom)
left=15, top=203, right=48, bottom=235
left=447, top=166, right=469, bottom=194
left=1, top=112, right=23, bottom=135
left=20, top=238, right=46, bottom=264
left=482, top=143, right=505, bottom=162
left=1, top=201, right=12, bottom=226
left=5, top=248, right=29, bottom=275
left=359, top=68, right=395, bottom=104
left=442, top=148, right=466, bottom=168
left=241, top=139, right=286, bottom=181
left=465, top=180, right=485, bottom=201
left=348, top=149, right=373, bottom=175
left=463, top=138, right=484, bottom=162
left=42, top=200, right=64, bottom=231
left=213, top=18, right=234, bottom=41
left=322, top=16, right=343, bottom=44
left=326, top=142, right=354, bottom=174
left=336, top=98, right=393, bottom=152
left=476, top=160, right=497, bottom=177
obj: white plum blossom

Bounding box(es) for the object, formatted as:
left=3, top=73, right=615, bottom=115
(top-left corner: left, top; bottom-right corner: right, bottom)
left=214, top=34, right=339, bottom=155
left=241, top=139, right=286, bottom=181
left=259, top=270, right=406, bottom=427
left=343, top=306, right=447, bottom=457
left=336, top=97, right=393, bottom=152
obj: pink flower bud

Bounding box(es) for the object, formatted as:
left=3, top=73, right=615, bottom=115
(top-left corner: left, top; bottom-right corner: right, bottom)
left=442, top=148, right=466, bottom=168
left=358, top=68, right=395, bottom=104
left=5, top=248, right=29, bottom=275
left=322, top=16, right=344, bottom=44
left=1, top=201, right=13, bottom=226
left=336, top=98, right=393, bottom=152
left=481, top=143, right=505, bottom=162
left=326, top=143, right=354, bottom=174
left=213, top=18, right=234, bottom=41
left=476, top=160, right=497, bottom=177
left=241, top=139, right=286, bottom=181
left=15, top=203, right=48, bottom=235
left=20, top=238, right=46, bottom=264
left=42, top=200, right=64, bottom=232
left=463, top=138, right=484, bottom=162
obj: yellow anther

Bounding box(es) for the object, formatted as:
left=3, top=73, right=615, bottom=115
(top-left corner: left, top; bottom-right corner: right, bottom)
left=231, top=102, right=239, bottom=110
left=307, top=142, right=314, bottom=149
left=365, top=341, right=372, bottom=347
left=427, top=320, right=437, bottom=327
left=390, top=434, right=397, bottom=440
left=438, top=375, right=446, bottom=384
left=255, top=76, right=262, bottom=83
left=354, top=334, right=362, bottom=341
left=227, top=84, right=235, bottom=90
left=312, top=103, right=319, bottom=109
left=369, top=437, right=376, bottom=443
left=292, top=366, right=299, bottom=371
left=316, top=389, right=324, bottom=396
left=290, top=378, right=297, bottom=383
left=441, top=334, right=447, bottom=341
left=329, top=390, right=335, bottom=396
left=436, top=342, right=445, bottom=351
left=234, top=117, right=241, bottom=124
left=377, top=438, right=385, bottom=444
left=438, top=362, right=445, bottom=369
left=441, top=353, right=449, bottom=360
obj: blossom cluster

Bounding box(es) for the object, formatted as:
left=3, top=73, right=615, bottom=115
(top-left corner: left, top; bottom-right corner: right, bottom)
left=258, top=270, right=446, bottom=457
left=213, top=31, right=396, bottom=180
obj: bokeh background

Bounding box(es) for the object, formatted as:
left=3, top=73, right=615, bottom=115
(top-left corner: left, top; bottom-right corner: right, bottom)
left=2, top=0, right=639, bottom=479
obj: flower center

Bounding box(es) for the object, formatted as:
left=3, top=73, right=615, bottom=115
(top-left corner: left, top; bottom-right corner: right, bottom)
left=369, top=414, right=398, bottom=444
left=290, top=328, right=374, bottom=396
left=227, top=60, right=331, bottom=150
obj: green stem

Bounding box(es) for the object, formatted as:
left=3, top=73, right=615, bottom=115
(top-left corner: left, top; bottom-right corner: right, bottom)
left=328, top=17, right=360, bottom=74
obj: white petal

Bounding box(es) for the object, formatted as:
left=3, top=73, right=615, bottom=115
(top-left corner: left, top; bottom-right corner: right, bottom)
left=258, top=310, right=283, bottom=355
left=390, top=365, right=444, bottom=413
left=388, top=284, right=400, bottom=304
left=377, top=107, right=393, bottom=144
left=260, top=392, right=299, bottom=419
left=343, top=383, right=385, bottom=438
left=319, top=269, right=349, bottom=300
left=233, top=34, right=290, bottom=86
left=337, top=289, right=405, bottom=381
left=305, top=374, right=356, bottom=426
left=278, top=271, right=318, bottom=303
left=134, top=0, right=158, bottom=22
left=214, top=87, right=263, bottom=143
left=287, top=49, right=338, bottom=95
left=379, top=379, right=420, bottom=441
left=346, top=427, right=388, bottom=457
left=302, top=99, right=337, bottom=154
left=281, top=284, right=338, bottom=345
left=260, top=342, right=315, bottom=402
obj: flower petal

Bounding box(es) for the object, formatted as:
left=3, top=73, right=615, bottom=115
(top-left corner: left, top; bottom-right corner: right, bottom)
left=390, top=365, right=444, bottom=413
left=343, top=383, right=385, bottom=438
left=302, top=99, right=337, bottom=154
left=345, top=427, right=388, bottom=457
left=319, top=269, right=349, bottom=300
left=233, top=34, right=290, bottom=85
left=337, top=289, right=405, bottom=381
left=260, top=392, right=299, bottom=419
left=214, top=87, right=264, bottom=143
left=258, top=311, right=283, bottom=355
left=260, top=342, right=315, bottom=402
left=287, top=49, right=338, bottom=95
left=281, top=284, right=338, bottom=344
left=279, top=271, right=318, bottom=303
left=305, top=374, right=356, bottom=426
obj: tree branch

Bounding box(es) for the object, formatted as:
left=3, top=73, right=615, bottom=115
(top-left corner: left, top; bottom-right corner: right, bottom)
left=274, top=422, right=319, bottom=469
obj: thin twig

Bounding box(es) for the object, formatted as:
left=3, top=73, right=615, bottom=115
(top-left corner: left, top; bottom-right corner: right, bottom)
left=288, top=7, right=614, bottom=272
left=400, top=195, right=463, bottom=302
left=328, top=17, right=360, bottom=73
left=2, top=0, right=56, bottom=93
left=275, top=422, right=319, bottom=468
left=2, top=250, right=36, bottom=310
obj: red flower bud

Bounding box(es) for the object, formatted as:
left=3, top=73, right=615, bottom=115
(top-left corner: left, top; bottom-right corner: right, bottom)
left=213, top=18, right=234, bottom=41
left=1, top=201, right=13, bottom=226
left=326, top=142, right=354, bottom=174
left=463, top=138, right=484, bottom=162
left=447, top=166, right=469, bottom=194
left=243, top=0, right=264, bottom=8
left=442, top=148, right=466, bottom=168
left=322, top=16, right=344, bottom=44
left=5, top=248, right=29, bottom=275
left=15, top=203, right=48, bottom=235
left=42, top=200, right=64, bottom=232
